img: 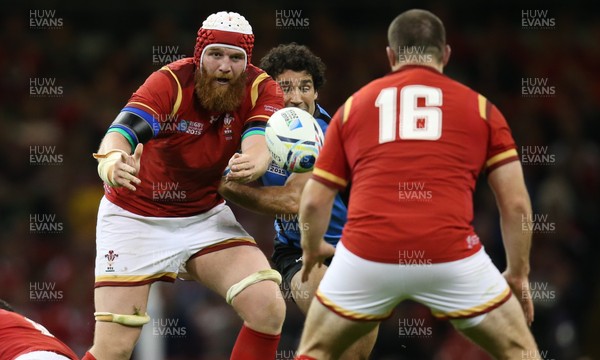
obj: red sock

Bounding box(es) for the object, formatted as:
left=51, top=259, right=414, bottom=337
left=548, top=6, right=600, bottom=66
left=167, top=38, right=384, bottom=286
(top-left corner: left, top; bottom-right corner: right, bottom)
left=230, top=324, right=280, bottom=360
left=295, top=356, right=317, bottom=360
left=81, top=351, right=96, bottom=360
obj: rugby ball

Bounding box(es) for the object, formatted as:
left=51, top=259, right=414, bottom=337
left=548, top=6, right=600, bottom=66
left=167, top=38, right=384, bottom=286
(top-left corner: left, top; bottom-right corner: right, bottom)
left=265, top=108, right=324, bottom=173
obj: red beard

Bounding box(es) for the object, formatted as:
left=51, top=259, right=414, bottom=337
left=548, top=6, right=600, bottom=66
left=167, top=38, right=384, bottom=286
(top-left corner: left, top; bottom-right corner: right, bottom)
left=195, top=68, right=247, bottom=113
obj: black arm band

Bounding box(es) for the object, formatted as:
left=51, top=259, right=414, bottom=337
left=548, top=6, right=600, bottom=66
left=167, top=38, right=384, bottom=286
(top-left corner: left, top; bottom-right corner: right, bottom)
left=111, top=112, right=155, bottom=144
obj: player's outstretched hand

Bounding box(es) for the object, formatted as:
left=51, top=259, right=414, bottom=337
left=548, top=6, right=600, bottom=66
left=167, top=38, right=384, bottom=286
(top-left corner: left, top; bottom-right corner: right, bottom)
left=112, top=143, right=143, bottom=191
left=300, top=242, right=335, bottom=283
left=503, top=271, right=534, bottom=326
left=225, top=152, right=256, bottom=183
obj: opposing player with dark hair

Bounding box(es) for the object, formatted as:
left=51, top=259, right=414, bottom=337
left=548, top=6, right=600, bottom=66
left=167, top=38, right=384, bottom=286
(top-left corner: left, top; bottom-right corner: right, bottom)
left=257, top=42, right=326, bottom=105
left=0, top=299, right=78, bottom=360
left=296, top=9, right=540, bottom=359
left=85, top=11, right=286, bottom=360
left=219, top=43, right=377, bottom=359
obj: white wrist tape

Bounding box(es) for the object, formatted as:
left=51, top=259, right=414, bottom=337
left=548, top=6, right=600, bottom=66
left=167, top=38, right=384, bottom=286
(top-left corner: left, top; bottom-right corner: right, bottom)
left=93, top=150, right=129, bottom=187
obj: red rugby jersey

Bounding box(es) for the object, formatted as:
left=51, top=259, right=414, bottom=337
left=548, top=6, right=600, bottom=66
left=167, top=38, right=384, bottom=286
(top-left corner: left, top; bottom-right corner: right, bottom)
left=105, top=58, right=283, bottom=217
left=0, top=309, right=78, bottom=359
left=313, top=65, right=518, bottom=264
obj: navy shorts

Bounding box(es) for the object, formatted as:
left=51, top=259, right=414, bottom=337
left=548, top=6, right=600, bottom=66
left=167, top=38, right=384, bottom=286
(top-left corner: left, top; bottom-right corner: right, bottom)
left=271, top=239, right=332, bottom=295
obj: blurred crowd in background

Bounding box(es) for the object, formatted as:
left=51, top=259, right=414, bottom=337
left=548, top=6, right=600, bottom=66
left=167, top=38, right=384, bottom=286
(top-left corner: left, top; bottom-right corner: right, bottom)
left=1, top=1, right=598, bottom=359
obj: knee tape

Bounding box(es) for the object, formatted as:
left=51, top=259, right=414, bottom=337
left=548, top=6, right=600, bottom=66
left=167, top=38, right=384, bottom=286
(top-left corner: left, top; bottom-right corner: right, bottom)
left=94, top=312, right=150, bottom=327
left=226, top=269, right=282, bottom=305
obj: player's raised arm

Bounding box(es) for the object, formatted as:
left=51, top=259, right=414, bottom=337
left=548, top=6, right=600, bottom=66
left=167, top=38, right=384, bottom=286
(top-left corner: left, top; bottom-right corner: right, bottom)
left=219, top=172, right=310, bottom=215
left=93, top=62, right=175, bottom=192
left=226, top=135, right=272, bottom=183
left=487, top=160, right=534, bottom=325
left=226, top=69, right=283, bottom=183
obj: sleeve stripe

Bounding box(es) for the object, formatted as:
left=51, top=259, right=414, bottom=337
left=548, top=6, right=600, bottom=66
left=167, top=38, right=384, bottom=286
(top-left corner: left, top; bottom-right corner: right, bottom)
left=247, top=114, right=270, bottom=121
left=243, top=120, right=267, bottom=130
left=486, top=148, right=518, bottom=169
left=243, top=126, right=266, bottom=134
left=477, top=94, right=487, bottom=121
left=342, top=96, right=353, bottom=123
left=121, top=107, right=159, bottom=136
left=127, top=101, right=158, bottom=116
left=241, top=129, right=265, bottom=141
left=160, top=66, right=183, bottom=115
left=251, top=73, right=270, bottom=109
left=242, top=120, right=267, bottom=139
left=108, top=124, right=138, bottom=143
left=313, top=168, right=348, bottom=187
left=107, top=127, right=136, bottom=151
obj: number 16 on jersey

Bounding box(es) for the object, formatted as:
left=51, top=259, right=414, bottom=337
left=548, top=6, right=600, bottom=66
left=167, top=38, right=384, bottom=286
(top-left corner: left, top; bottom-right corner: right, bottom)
left=376, top=85, right=442, bottom=143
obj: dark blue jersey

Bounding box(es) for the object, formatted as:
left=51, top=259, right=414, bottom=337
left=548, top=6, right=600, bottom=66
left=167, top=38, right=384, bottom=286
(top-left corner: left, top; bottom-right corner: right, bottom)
left=261, top=104, right=347, bottom=248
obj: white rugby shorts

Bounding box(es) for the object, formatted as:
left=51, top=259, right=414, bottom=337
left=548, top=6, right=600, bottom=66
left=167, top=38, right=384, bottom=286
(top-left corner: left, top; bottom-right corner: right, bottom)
left=316, top=242, right=511, bottom=329
left=94, top=196, right=255, bottom=287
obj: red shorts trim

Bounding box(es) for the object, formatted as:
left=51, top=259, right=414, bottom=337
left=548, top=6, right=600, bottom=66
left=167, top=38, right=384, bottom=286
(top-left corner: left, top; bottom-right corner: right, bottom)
left=433, top=287, right=512, bottom=320
left=94, top=274, right=177, bottom=288
left=189, top=237, right=258, bottom=259
left=315, top=290, right=393, bottom=322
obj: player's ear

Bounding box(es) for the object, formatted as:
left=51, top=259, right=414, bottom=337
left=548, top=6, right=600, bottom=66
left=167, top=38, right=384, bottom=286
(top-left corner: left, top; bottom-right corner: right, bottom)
left=442, top=44, right=451, bottom=66
left=313, top=90, right=319, bottom=101
left=386, top=46, right=397, bottom=68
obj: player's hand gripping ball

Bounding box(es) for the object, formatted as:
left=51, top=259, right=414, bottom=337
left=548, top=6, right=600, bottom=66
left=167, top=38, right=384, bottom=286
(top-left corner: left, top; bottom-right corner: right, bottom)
left=265, top=108, right=325, bottom=173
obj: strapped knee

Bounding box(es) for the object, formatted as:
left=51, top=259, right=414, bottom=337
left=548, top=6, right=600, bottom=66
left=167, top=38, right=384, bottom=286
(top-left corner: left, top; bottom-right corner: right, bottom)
left=94, top=312, right=150, bottom=327
left=226, top=269, right=282, bottom=305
